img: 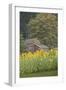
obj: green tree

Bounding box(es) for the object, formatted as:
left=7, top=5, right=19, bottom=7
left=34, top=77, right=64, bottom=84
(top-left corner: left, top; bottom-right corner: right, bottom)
left=27, top=13, right=58, bottom=48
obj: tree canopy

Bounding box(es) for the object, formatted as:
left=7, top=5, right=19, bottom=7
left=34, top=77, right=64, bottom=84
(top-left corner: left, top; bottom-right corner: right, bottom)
left=27, top=13, right=58, bottom=48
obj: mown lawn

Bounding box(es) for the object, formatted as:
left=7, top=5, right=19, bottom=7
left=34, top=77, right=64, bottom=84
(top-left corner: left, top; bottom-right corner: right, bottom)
left=20, top=70, right=58, bottom=78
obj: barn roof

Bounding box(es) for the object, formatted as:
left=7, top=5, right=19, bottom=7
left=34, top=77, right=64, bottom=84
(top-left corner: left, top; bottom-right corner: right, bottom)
left=25, top=38, right=40, bottom=45
left=25, top=38, right=48, bottom=49
left=35, top=44, right=48, bottom=49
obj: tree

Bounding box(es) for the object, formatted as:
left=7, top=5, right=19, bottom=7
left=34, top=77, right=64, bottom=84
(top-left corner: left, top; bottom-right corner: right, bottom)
left=27, top=13, right=58, bottom=49
left=20, top=12, right=37, bottom=39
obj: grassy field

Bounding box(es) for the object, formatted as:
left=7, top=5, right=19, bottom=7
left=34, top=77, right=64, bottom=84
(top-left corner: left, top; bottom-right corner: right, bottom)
left=20, top=70, right=58, bottom=78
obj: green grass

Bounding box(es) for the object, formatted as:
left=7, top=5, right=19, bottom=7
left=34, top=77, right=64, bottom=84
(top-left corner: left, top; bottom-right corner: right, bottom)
left=20, top=70, right=58, bottom=78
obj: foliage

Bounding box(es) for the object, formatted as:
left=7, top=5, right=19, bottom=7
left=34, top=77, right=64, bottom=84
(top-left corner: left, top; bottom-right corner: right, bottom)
left=27, top=13, right=58, bottom=48
left=20, top=49, right=58, bottom=75
left=20, top=12, right=37, bottom=39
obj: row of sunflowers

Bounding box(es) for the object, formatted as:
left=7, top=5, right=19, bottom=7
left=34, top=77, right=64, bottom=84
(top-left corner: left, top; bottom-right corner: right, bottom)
left=20, top=49, right=58, bottom=76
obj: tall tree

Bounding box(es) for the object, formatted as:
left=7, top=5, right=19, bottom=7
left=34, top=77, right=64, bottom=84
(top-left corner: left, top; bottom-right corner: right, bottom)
left=27, top=13, right=58, bottom=48
left=20, top=12, right=37, bottom=39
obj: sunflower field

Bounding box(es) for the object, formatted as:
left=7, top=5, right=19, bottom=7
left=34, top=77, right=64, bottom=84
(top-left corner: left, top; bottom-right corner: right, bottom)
left=20, top=49, right=58, bottom=77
